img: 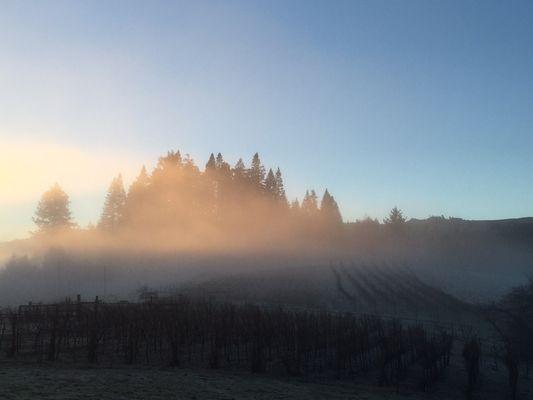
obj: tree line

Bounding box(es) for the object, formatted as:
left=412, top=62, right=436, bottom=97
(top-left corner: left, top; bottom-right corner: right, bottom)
left=33, top=151, right=344, bottom=238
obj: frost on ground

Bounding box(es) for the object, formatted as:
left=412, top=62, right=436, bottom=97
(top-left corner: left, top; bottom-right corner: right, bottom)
left=1, top=366, right=365, bottom=400
left=1, top=355, right=532, bottom=400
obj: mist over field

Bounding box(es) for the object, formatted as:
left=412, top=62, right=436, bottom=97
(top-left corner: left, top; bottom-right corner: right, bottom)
left=2, top=1, right=533, bottom=399
left=1, top=150, right=532, bottom=310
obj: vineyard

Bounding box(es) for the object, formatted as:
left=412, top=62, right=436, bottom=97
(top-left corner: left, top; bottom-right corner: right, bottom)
left=0, top=297, right=453, bottom=390
left=176, top=263, right=475, bottom=324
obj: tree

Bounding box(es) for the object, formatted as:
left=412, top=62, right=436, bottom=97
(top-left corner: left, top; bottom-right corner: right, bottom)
left=384, top=207, right=406, bottom=233
left=320, top=189, right=342, bottom=225
left=384, top=207, right=405, bottom=225
left=264, top=169, right=277, bottom=197
left=127, top=166, right=150, bottom=199
left=301, top=190, right=319, bottom=217
left=154, top=150, right=182, bottom=172
left=233, top=158, right=246, bottom=179
left=98, top=174, right=127, bottom=232
left=123, top=166, right=150, bottom=225
left=205, top=153, right=216, bottom=173
left=33, top=183, right=75, bottom=233
left=248, top=153, right=265, bottom=190
left=290, top=199, right=301, bottom=215
left=275, top=168, right=287, bottom=205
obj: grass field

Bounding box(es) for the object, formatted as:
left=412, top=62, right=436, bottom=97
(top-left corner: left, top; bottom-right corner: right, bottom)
left=1, top=346, right=532, bottom=400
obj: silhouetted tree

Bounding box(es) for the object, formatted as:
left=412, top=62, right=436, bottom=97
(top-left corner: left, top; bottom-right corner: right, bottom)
left=301, top=190, right=319, bottom=217
left=122, top=166, right=150, bottom=226
left=127, top=166, right=150, bottom=200
left=248, top=153, right=265, bottom=189
left=215, top=153, right=230, bottom=173
left=205, top=153, right=216, bottom=172
left=275, top=168, right=287, bottom=205
left=149, top=150, right=185, bottom=225
left=265, top=169, right=277, bottom=198
left=384, top=207, right=405, bottom=232
left=233, top=158, right=246, bottom=181
left=320, top=189, right=342, bottom=225
left=98, top=175, right=127, bottom=232
left=290, top=199, right=300, bottom=212
left=155, top=150, right=182, bottom=172
left=33, top=183, right=76, bottom=233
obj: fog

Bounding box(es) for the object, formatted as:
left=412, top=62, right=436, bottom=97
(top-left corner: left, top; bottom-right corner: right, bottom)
left=1, top=151, right=532, bottom=309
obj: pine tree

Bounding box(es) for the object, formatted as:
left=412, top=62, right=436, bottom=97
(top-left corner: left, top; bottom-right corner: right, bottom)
left=301, top=190, right=319, bottom=216
left=182, top=153, right=198, bottom=173
left=98, top=174, right=127, bottom=232
left=128, top=166, right=150, bottom=198
left=215, top=153, right=224, bottom=169
left=265, top=169, right=277, bottom=197
left=290, top=199, right=301, bottom=213
left=320, top=189, right=342, bottom=225
left=205, top=153, right=216, bottom=172
left=215, top=152, right=231, bottom=175
left=123, top=166, right=150, bottom=225
left=275, top=168, right=287, bottom=204
left=232, top=158, right=246, bottom=182
left=155, top=150, right=182, bottom=171
left=33, top=183, right=75, bottom=233
left=384, top=206, right=406, bottom=232
left=248, top=153, right=265, bottom=190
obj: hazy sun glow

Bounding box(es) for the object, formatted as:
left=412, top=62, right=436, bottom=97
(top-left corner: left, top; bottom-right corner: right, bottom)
left=0, top=137, right=146, bottom=240
left=0, top=138, right=143, bottom=207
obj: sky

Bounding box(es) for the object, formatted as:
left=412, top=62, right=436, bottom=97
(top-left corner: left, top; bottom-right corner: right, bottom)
left=1, top=0, right=532, bottom=240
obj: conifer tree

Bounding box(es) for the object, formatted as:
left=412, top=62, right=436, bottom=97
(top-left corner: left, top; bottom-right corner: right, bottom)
left=248, top=153, right=265, bottom=190
left=123, top=166, right=150, bottom=225
left=301, top=190, right=319, bottom=216
left=98, top=174, right=127, bottom=232
left=33, top=183, right=76, bottom=233
left=320, top=189, right=343, bottom=225
left=215, top=152, right=231, bottom=175
left=265, top=169, right=277, bottom=197
left=181, top=154, right=200, bottom=175
left=232, top=158, right=247, bottom=184
left=155, top=150, right=182, bottom=171
left=215, top=153, right=224, bottom=169
left=128, top=166, right=150, bottom=198
left=205, top=153, right=216, bottom=172
left=290, top=199, right=301, bottom=212
left=151, top=150, right=183, bottom=199
left=275, top=168, right=287, bottom=204
left=384, top=207, right=405, bottom=225
left=384, top=207, right=406, bottom=233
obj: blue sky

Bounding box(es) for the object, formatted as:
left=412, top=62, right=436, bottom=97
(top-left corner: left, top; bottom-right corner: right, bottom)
left=1, top=0, right=532, bottom=240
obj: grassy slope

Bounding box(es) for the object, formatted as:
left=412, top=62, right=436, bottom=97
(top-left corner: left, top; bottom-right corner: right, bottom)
left=1, top=346, right=532, bottom=400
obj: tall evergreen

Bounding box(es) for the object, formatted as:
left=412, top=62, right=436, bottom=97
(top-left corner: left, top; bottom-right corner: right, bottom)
left=205, top=153, right=216, bottom=172
left=275, top=168, right=287, bottom=204
left=248, top=152, right=265, bottom=190
left=215, top=152, right=231, bottom=175
left=98, top=174, right=127, bottom=232
left=265, top=169, right=277, bottom=197
left=128, top=166, right=150, bottom=198
left=320, top=189, right=342, bottom=225
left=33, top=183, right=76, bottom=233
left=232, top=158, right=246, bottom=181
left=301, top=190, right=319, bottom=216
left=123, top=166, right=150, bottom=225
left=290, top=199, right=301, bottom=213
left=384, top=206, right=406, bottom=232
left=155, top=150, right=182, bottom=171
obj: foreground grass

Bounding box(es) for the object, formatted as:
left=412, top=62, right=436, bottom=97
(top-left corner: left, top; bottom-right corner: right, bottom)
left=0, top=355, right=532, bottom=400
